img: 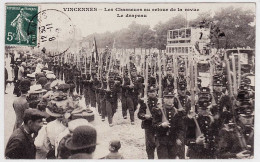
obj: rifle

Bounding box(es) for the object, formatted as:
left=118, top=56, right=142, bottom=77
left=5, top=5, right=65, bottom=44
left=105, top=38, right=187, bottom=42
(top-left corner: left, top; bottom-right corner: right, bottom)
left=157, top=51, right=169, bottom=133
left=173, top=54, right=178, bottom=92
left=127, top=52, right=134, bottom=87
left=237, top=54, right=241, bottom=87
left=209, top=58, right=216, bottom=105
left=158, top=51, right=162, bottom=99
left=231, top=55, right=238, bottom=96
left=144, top=52, right=151, bottom=116
left=224, top=51, right=251, bottom=153
left=106, top=50, right=113, bottom=91
left=89, top=48, right=93, bottom=81
left=190, top=57, right=203, bottom=140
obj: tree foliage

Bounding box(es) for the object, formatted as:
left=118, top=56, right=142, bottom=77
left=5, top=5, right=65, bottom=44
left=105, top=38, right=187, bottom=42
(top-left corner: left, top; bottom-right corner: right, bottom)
left=83, top=6, right=255, bottom=49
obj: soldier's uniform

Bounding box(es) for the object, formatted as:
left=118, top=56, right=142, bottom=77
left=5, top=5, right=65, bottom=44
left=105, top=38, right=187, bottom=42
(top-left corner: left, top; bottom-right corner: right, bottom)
left=212, top=75, right=232, bottom=128
left=124, top=67, right=140, bottom=124
left=153, top=92, right=185, bottom=159
left=162, top=67, right=175, bottom=94
left=82, top=74, right=91, bottom=107
left=121, top=68, right=129, bottom=118
left=172, top=79, right=191, bottom=159
left=74, top=68, right=81, bottom=94
left=60, top=63, right=64, bottom=81
left=94, top=76, right=102, bottom=115
left=137, top=86, right=158, bottom=159
left=217, top=102, right=254, bottom=159
left=89, top=74, right=97, bottom=108
left=215, top=64, right=228, bottom=90
left=104, top=72, right=121, bottom=126
left=176, top=66, right=186, bottom=90
left=185, top=97, right=218, bottom=159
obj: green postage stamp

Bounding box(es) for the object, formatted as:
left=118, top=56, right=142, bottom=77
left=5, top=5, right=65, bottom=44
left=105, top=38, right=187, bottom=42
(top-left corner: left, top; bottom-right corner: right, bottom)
left=5, top=6, right=38, bottom=46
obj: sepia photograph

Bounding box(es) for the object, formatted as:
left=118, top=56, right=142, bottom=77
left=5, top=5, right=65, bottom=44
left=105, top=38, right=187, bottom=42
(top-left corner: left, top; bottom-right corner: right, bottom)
left=3, top=1, right=256, bottom=159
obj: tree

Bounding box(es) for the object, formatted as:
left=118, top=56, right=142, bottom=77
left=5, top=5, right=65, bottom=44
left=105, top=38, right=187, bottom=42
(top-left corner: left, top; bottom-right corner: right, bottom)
left=154, top=14, right=187, bottom=50
left=213, top=6, right=255, bottom=48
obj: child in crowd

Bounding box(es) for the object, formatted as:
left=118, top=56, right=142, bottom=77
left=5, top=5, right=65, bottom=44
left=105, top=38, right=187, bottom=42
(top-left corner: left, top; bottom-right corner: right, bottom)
left=104, top=140, right=124, bottom=159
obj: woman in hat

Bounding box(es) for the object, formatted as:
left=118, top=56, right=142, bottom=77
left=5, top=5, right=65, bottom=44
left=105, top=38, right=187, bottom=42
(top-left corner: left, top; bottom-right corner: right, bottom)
left=35, top=90, right=71, bottom=159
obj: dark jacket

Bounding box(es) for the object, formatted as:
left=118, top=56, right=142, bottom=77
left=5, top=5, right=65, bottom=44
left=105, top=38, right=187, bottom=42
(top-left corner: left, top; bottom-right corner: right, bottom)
left=5, top=125, right=36, bottom=159
left=5, top=68, right=8, bottom=81
left=153, top=106, right=185, bottom=145
left=138, top=97, right=157, bottom=129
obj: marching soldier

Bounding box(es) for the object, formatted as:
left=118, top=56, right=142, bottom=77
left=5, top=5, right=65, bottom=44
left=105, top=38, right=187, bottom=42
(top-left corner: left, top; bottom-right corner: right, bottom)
left=148, top=67, right=156, bottom=87
left=121, top=67, right=128, bottom=119
left=82, top=73, right=91, bottom=108
left=95, top=74, right=102, bottom=116
left=217, top=102, right=254, bottom=159
left=215, top=63, right=228, bottom=90
left=162, top=66, right=174, bottom=94
left=104, top=69, right=121, bottom=126
left=172, top=79, right=191, bottom=158
left=124, top=66, right=141, bottom=125
left=174, top=79, right=191, bottom=114
left=212, top=75, right=232, bottom=124
left=100, top=70, right=107, bottom=121
left=74, top=67, right=81, bottom=94
left=185, top=96, right=218, bottom=159
left=176, top=65, right=186, bottom=90
left=153, top=91, right=185, bottom=159
left=137, top=86, right=158, bottom=159
left=89, top=72, right=97, bottom=108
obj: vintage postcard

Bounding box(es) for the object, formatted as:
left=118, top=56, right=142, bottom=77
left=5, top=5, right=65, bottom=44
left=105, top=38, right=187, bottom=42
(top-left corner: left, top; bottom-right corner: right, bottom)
left=3, top=1, right=256, bottom=160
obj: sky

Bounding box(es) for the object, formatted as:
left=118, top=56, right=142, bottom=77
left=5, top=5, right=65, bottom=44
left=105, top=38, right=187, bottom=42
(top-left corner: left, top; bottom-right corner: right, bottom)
left=36, top=2, right=256, bottom=37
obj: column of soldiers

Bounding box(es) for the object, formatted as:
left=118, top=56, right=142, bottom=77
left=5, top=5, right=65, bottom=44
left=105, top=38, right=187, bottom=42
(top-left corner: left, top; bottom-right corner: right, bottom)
left=135, top=51, right=254, bottom=159
left=44, top=47, right=254, bottom=159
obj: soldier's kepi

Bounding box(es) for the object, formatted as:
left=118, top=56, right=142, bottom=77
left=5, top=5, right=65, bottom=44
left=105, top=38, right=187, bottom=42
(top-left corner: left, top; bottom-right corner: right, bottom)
left=153, top=91, right=185, bottom=159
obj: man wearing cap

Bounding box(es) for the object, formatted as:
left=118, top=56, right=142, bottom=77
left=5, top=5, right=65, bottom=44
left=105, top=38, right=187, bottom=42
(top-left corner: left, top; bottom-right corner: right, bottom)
left=162, top=66, right=174, bottom=94
left=65, top=125, right=97, bottom=159
left=175, top=79, right=191, bottom=114
left=104, top=71, right=121, bottom=126
left=153, top=91, right=185, bottom=159
left=82, top=73, right=91, bottom=108
left=5, top=109, right=48, bottom=159
left=138, top=86, right=158, bottom=159
left=185, top=96, right=217, bottom=159
left=13, top=79, right=31, bottom=131
left=94, top=74, right=102, bottom=116
left=172, top=78, right=191, bottom=158
left=74, top=67, right=81, bottom=94
left=124, top=66, right=140, bottom=125
left=217, top=103, right=254, bottom=159
left=89, top=73, right=97, bottom=108
left=212, top=75, right=232, bottom=123
left=121, top=67, right=129, bottom=119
